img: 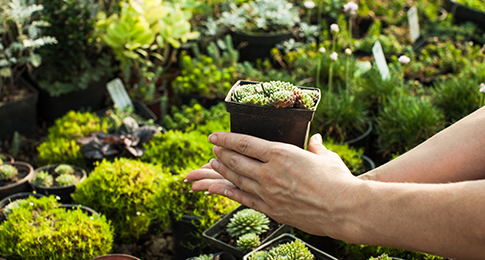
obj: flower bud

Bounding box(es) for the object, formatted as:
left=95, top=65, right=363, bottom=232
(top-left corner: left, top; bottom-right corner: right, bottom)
left=398, top=55, right=411, bottom=64
left=480, top=83, right=485, bottom=93
left=343, top=1, right=358, bottom=15
left=345, top=48, right=352, bottom=56
left=304, top=1, right=315, bottom=9
left=330, top=24, right=339, bottom=35
left=319, top=47, right=326, bottom=54
left=330, top=52, right=338, bottom=61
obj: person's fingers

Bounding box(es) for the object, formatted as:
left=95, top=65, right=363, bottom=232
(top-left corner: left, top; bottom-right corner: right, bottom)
left=212, top=145, right=265, bottom=183
left=191, top=179, right=236, bottom=192
left=207, top=184, right=270, bottom=213
left=210, top=157, right=260, bottom=193
left=186, top=168, right=225, bottom=182
left=209, top=132, right=275, bottom=163
left=307, top=133, right=328, bottom=155
left=200, top=163, right=212, bottom=169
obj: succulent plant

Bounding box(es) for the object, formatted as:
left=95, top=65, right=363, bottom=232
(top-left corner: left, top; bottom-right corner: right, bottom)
left=248, top=251, right=269, bottom=260
left=232, top=81, right=318, bottom=110
left=226, top=208, right=270, bottom=237
left=237, top=233, right=261, bottom=252
left=192, top=254, right=218, bottom=260
left=0, top=165, right=17, bottom=180
left=55, top=174, right=77, bottom=187
left=33, top=170, right=54, bottom=187
left=368, top=253, right=392, bottom=260
left=54, top=164, right=75, bottom=175
left=266, top=239, right=314, bottom=260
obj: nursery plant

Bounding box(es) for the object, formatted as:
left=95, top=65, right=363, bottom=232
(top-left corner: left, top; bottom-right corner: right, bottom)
left=0, top=195, right=114, bottom=260
left=247, top=238, right=315, bottom=260
left=227, top=208, right=270, bottom=238
left=339, top=240, right=446, bottom=260
left=162, top=101, right=229, bottom=132
left=72, top=158, right=172, bottom=243
left=237, top=233, right=262, bottom=252
left=323, top=139, right=367, bottom=175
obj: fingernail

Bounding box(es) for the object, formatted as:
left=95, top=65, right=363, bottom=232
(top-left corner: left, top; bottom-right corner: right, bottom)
left=313, top=133, right=322, bottom=143
left=189, top=190, right=194, bottom=193
left=224, top=189, right=234, bottom=198
left=183, top=179, right=188, bottom=182
left=212, top=146, right=219, bottom=155
left=208, top=134, right=217, bottom=144
left=204, top=191, right=210, bottom=195
left=210, top=158, right=220, bottom=169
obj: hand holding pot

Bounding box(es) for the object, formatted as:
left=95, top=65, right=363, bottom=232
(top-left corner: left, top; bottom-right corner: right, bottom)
left=187, top=132, right=361, bottom=237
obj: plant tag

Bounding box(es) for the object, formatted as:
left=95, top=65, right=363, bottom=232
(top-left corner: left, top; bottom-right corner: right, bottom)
left=372, top=41, right=390, bottom=81
left=107, top=78, right=133, bottom=110
left=407, top=6, right=420, bottom=42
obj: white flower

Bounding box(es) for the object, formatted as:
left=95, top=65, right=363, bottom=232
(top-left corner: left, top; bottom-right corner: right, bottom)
left=345, top=48, right=352, bottom=56
left=330, top=52, right=338, bottom=61
left=480, top=83, right=485, bottom=93
left=319, top=47, right=326, bottom=53
left=304, top=1, right=315, bottom=9
left=398, top=55, right=411, bottom=64
left=343, top=1, right=358, bottom=15
left=330, top=23, right=339, bottom=35
left=29, top=202, right=34, bottom=206
left=136, top=211, right=141, bottom=216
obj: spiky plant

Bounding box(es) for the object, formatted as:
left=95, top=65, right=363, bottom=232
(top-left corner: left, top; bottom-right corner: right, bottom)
left=54, top=164, right=75, bottom=175
left=269, top=90, right=296, bottom=108
left=55, top=174, right=77, bottom=187
left=191, top=254, right=217, bottom=260
left=295, top=92, right=314, bottom=109
left=248, top=251, right=269, bottom=260
left=237, top=232, right=261, bottom=252
left=226, top=208, right=270, bottom=237
left=266, top=239, right=314, bottom=260
left=232, top=84, right=259, bottom=102
left=33, top=170, right=54, bottom=187
left=242, top=94, right=268, bottom=106
left=0, top=165, right=17, bottom=180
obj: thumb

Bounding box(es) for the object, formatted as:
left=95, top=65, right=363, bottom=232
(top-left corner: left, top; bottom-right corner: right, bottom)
left=308, top=133, right=328, bottom=155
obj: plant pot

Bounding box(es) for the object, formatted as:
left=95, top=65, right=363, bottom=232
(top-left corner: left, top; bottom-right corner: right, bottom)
left=203, top=205, right=293, bottom=259
left=444, top=0, right=485, bottom=31
left=185, top=251, right=237, bottom=260
left=344, top=121, right=373, bottom=153
left=88, top=254, right=141, bottom=260
left=0, top=77, right=38, bottom=141
left=171, top=212, right=208, bottom=260
left=0, top=161, right=35, bottom=200
left=0, top=152, right=14, bottom=164
left=0, top=192, right=45, bottom=223
left=225, top=80, right=321, bottom=149
left=34, top=77, right=109, bottom=123
left=60, top=203, right=100, bottom=217
left=230, top=31, right=295, bottom=62
left=242, top=233, right=337, bottom=260
left=29, top=164, right=87, bottom=204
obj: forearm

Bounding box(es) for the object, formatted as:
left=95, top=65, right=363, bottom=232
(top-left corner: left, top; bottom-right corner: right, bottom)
left=331, top=179, right=485, bottom=259
left=360, top=107, right=485, bottom=183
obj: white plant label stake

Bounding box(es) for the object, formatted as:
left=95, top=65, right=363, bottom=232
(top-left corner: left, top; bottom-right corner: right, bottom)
left=107, top=78, right=133, bottom=110
left=372, top=41, right=390, bottom=81
left=408, top=6, right=420, bottom=42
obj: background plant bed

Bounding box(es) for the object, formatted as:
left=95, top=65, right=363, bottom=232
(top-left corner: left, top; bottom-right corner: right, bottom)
left=203, top=205, right=292, bottom=259
left=29, top=164, right=87, bottom=203
left=0, top=161, right=34, bottom=200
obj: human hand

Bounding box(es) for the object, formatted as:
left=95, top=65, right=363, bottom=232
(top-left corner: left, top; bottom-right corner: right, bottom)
left=186, top=132, right=363, bottom=237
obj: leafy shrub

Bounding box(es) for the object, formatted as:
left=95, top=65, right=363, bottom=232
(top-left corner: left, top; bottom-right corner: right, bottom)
left=0, top=196, right=113, bottom=260
left=142, top=130, right=214, bottom=170
left=162, top=101, right=228, bottom=132
left=323, top=140, right=365, bottom=175
left=72, top=158, right=172, bottom=242
left=37, top=138, right=86, bottom=167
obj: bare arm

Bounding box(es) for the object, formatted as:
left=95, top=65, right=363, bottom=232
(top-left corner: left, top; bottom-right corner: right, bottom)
left=360, top=106, right=485, bottom=183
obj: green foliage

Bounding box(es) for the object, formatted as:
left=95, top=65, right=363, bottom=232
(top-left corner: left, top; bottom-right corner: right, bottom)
left=323, top=140, right=365, bottom=175
left=150, top=169, right=239, bottom=250
left=0, top=164, right=16, bottom=179
left=37, top=138, right=86, bottom=168
left=191, top=254, right=216, bottom=260
left=72, top=158, right=172, bottom=242
left=227, top=208, right=270, bottom=237
left=8, top=131, right=19, bottom=158
left=248, top=251, right=269, bottom=260
left=55, top=173, right=77, bottom=187
left=340, top=241, right=446, bottom=260
left=33, top=170, right=54, bottom=187
left=368, top=253, right=392, bottom=260
left=237, top=233, right=261, bottom=252
left=456, top=0, right=485, bottom=12
left=162, top=101, right=229, bottom=132
left=266, top=239, right=314, bottom=260
left=0, top=196, right=113, bottom=260
left=101, top=105, right=155, bottom=132
left=0, top=0, right=57, bottom=92
left=172, top=51, right=236, bottom=98
left=54, top=164, right=75, bottom=175
left=375, top=92, right=445, bottom=156
left=142, top=130, right=214, bottom=170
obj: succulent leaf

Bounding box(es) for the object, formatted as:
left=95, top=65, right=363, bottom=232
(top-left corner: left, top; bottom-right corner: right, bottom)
left=237, top=233, right=261, bottom=252
left=56, top=174, right=77, bottom=187
left=269, top=90, right=296, bottom=108
left=266, top=239, right=314, bottom=260
left=33, top=170, right=54, bottom=187
left=295, top=92, right=314, bottom=109
left=241, top=94, right=268, bottom=106
left=248, top=251, right=269, bottom=260
left=226, top=208, right=270, bottom=237
left=54, top=164, right=75, bottom=175
left=0, top=164, right=17, bottom=180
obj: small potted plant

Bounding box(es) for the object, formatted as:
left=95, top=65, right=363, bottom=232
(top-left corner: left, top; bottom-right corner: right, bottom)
left=203, top=206, right=293, bottom=259
left=0, top=192, right=45, bottom=223
left=243, top=233, right=337, bottom=260
left=186, top=252, right=237, bottom=260
left=0, top=162, right=35, bottom=200
left=225, top=80, right=321, bottom=149
left=29, top=164, right=87, bottom=203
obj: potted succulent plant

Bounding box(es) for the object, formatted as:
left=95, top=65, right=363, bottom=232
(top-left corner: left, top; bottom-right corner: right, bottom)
left=186, top=252, right=237, bottom=260
left=0, top=162, right=35, bottom=200
left=29, top=164, right=87, bottom=203
left=225, top=80, right=321, bottom=149
left=243, top=233, right=337, bottom=260
left=0, top=0, right=56, bottom=141
left=215, top=0, right=301, bottom=62
left=203, top=205, right=293, bottom=259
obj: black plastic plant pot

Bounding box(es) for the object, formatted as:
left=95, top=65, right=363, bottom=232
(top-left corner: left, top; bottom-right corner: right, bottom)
left=59, top=204, right=100, bottom=218
left=225, top=80, right=321, bottom=150
left=0, top=192, right=45, bottom=223
left=242, top=233, right=338, bottom=260
left=171, top=212, right=207, bottom=260
left=203, top=205, right=293, bottom=259
left=29, top=164, right=87, bottom=204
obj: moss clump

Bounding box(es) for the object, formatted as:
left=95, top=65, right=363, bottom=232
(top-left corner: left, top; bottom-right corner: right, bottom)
left=0, top=165, right=17, bottom=180
left=0, top=196, right=113, bottom=260
left=33, top=170, right=54, bottom=187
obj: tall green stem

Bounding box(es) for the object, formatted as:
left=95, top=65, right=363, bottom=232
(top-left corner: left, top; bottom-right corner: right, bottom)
left=328, top=64, right=334, bottom=94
